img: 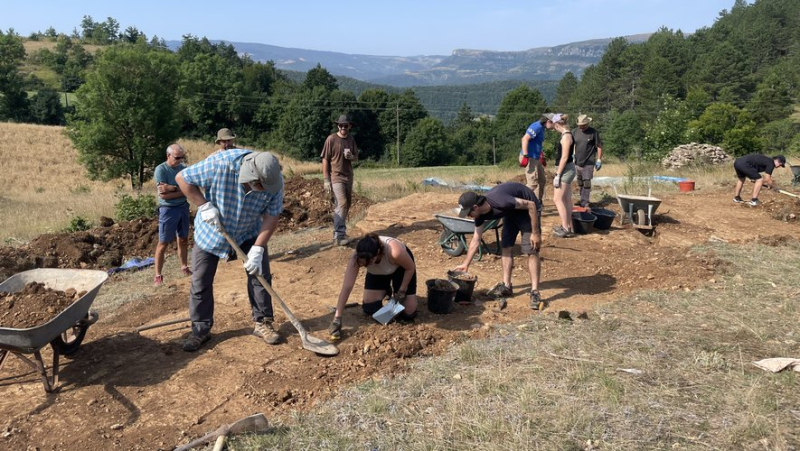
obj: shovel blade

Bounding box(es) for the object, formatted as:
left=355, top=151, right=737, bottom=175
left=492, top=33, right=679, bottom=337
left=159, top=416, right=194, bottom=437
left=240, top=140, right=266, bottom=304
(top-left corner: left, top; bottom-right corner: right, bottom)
left=372, top=299, right=406, bottom=325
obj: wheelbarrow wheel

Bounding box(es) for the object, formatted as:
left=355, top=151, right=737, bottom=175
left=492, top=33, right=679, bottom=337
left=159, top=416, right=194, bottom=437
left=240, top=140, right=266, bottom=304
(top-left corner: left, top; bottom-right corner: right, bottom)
left=636, top=208, right=647, bottom=227
left=51, top=324, right=88, bottom=356
left=439, top=230, right=465, bottom=257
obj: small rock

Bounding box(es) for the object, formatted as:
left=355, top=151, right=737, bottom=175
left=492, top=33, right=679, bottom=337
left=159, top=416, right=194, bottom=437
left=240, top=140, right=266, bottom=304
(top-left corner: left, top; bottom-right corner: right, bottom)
left=110, top=424, right=123, bottom=431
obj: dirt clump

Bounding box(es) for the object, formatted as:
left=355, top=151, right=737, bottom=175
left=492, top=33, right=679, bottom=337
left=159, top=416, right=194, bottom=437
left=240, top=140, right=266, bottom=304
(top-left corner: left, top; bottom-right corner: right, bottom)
left=279, top=176, right=372, bottom=232
left=0, top=282, right=86, bottom=329
left=761, top=195, right=800, bottom=222
left=757, top=234, right=800, bottom=247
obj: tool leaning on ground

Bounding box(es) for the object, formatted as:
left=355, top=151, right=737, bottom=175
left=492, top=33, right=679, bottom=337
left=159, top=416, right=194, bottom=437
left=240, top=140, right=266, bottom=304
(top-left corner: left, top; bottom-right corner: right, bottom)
left=217, top=223, right=339, bottom=356
left=174, top=413, right=269, bottom=451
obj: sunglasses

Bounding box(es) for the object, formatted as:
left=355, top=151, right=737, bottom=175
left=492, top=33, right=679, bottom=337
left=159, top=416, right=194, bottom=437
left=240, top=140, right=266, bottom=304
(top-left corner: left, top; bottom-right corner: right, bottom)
left=171, top=155, right=185, bottom=160
left=337, top=124, right=349, bottom=129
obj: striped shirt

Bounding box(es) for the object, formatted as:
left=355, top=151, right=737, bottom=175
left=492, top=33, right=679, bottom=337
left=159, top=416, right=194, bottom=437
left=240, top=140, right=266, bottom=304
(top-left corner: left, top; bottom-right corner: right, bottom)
left=180, top=149, right=284, bottom=258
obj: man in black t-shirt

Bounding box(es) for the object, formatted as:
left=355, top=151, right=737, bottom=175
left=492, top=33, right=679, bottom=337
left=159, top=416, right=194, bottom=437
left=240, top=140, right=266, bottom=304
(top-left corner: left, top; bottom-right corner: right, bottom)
left=733, top=154, right=786, bottom=206
left=454, top=182, right=546, bottom=310
left=572, top=114, right=603, bottom=208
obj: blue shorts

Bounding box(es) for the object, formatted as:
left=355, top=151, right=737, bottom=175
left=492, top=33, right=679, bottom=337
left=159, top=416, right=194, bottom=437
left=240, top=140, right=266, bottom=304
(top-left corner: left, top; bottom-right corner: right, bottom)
left=158, top=204, right=190, bottom=243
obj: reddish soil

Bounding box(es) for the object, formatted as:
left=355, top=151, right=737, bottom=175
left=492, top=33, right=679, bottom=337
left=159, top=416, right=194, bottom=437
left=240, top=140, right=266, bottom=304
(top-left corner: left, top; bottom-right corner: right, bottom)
left=0, top=282, right=86, bottom=329
left=0, top=181, right=798, bottom=450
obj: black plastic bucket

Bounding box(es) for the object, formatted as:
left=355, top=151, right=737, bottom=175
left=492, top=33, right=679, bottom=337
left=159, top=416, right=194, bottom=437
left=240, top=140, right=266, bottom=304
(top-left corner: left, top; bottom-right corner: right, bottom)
left=447, top=270, right=477, bottom=304
left=571, top=212, right=597, bottom=234
left=590, top=208, right=616, bottom=230
left=426, top=279, right=458, bottom=314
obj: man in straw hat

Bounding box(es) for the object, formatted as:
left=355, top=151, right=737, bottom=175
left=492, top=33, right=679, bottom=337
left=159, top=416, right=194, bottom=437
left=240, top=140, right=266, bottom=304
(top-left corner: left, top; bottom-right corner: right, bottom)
left=572, top=114, right=603, bottom=208
left=176, top=147, right=284, bottom=352
left=322, top=114, right=359, bottom=246
left=214, top=128, right=237, bottom=154
left=520, top=113, right=556, bottom=201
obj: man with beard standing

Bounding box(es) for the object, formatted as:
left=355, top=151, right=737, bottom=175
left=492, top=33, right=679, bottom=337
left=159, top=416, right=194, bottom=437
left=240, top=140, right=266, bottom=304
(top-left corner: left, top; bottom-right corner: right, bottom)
left=572, top=114, right=603, bottom=208
left=322, top=114, right=359, bottom=246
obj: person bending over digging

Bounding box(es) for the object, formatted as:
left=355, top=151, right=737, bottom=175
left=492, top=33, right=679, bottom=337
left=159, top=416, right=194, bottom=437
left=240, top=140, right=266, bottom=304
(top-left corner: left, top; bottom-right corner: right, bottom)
left=733, top=153, right=787, bottom=206
left=176, top=149, right=284, bottom=352
left=328, top=234, right=418, bottom=341
left=454, top=182, right=545, bottom=310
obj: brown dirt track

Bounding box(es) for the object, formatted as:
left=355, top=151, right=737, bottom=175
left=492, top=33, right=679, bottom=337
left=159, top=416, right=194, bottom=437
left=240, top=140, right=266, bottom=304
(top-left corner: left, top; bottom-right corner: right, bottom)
left=0, top=181, right=798, bottom=450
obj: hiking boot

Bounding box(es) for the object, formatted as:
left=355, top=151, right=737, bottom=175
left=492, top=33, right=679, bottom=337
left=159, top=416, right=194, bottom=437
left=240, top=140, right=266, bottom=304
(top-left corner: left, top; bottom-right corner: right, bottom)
left=328, top=317, right=342, bottom=341
left=182, top=333, right=211, bottom=352
left=181, top=265, right=193, bottom=276
left=733, top=196, right=744, bottom=203
left=564, top=229, right=576, bottom=238
left=153, top=274, right=164, bottom=287
left=553, top=226, right=568, bottom=238
left=253, top=318, right=280, bottom=345
left=530, top=290, right=548, bottom=311
left=748, top=198, right=760, bottom=207
left=488, top=282, right=512, bottom=298
left=334, top=236, right=355, bottom=246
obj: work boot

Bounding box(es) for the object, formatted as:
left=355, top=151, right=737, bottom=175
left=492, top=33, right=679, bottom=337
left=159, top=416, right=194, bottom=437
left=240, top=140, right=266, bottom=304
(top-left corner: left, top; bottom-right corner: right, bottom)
left=182, top=333, right=211, bottom=352
left=530, top=290, right=548, bottom=311
left=328, top=317, right=342, bottom=341
left=334, top=236, right=355, bottom=246
left=733, top=196, right=744, bottom=203
left=488, top=282, right=512, bottom=298
left=748, top=198, right=760, bottom=207
left=552, top=226, right=568, bottom=238
left=153, top=274, right=164, bottom=287
left=253, top=318, right=280, bottom=345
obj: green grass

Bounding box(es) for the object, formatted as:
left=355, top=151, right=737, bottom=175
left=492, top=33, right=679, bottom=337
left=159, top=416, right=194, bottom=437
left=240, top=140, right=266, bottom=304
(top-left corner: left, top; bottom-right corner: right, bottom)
left=233, top=240, right=800, bottom=450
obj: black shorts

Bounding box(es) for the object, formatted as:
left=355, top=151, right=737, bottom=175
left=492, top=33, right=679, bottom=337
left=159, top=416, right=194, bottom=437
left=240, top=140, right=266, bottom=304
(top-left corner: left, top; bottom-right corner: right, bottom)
left=364, top=248, right=417, bottom=296
left=501, top=209, right=542, bottom=255
left=734, top=161, right=761, bottom=181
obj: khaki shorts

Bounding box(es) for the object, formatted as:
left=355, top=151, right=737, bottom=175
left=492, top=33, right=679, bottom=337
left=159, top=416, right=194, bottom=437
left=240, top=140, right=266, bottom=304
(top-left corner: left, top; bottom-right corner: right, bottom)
left=524, top=158, right=546, bottom=192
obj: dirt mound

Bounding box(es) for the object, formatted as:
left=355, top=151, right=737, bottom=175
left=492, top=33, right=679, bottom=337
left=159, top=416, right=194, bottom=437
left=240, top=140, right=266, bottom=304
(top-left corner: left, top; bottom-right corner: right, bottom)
left=279, top=176, right=372, bottom=232
left=0, top=282, right=86, bottom=329
left=762, top=194, right=800, bottom=222
left=0, top=176, right=372, bottom=280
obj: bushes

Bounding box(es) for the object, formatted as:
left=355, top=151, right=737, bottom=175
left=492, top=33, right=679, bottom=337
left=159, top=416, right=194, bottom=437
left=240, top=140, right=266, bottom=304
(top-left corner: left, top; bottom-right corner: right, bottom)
left=115, top=192, right=157, bottom=221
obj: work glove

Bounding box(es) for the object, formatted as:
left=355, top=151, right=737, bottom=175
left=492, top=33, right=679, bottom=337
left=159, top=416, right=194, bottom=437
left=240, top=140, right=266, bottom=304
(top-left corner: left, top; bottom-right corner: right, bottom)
left=323, top=179, right=331, bottom=194
left=198, top=202, right=220, bottom=228
left=243, top=245, right=265, bottom=276
left=395, top=290, right=407, bottom=305
left=328, top=317, right=342, bottom=341
left=553, top=174, right=561, bottom=189
left=595, top=159, right=602, bottom=171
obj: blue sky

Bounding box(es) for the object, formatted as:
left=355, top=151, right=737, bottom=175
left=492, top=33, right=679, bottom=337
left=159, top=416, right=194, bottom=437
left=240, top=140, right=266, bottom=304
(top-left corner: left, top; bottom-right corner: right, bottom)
left=3, top=0, right=740, bottom=55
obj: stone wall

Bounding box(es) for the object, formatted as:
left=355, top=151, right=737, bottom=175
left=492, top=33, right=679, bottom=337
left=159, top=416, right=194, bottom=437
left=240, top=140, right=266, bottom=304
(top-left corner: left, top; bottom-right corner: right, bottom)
left=662, top=143, right=731, bottom=169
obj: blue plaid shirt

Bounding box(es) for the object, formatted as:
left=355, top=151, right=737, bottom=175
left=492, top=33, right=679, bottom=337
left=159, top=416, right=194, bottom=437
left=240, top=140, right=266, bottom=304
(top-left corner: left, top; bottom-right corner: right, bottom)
left=180, top=149, right=284, bottom=258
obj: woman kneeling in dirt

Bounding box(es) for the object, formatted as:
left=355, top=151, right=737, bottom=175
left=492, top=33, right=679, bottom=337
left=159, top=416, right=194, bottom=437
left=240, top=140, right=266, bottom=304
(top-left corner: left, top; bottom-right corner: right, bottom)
left=328, top=233, right=418, bottom=340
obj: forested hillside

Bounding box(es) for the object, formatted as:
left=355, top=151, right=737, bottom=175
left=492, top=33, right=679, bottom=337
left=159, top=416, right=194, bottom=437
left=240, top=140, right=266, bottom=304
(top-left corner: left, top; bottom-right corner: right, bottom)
left=0, top=0, right=798, bottom=188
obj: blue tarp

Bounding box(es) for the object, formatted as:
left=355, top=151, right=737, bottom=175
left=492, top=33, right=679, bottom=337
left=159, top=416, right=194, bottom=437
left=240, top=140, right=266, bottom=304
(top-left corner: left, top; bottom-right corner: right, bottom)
left=421, top=177, right=494, bottom=192
left=593, top=176, right=689, bottom=187
left=107, top=257, right=155, bottom=275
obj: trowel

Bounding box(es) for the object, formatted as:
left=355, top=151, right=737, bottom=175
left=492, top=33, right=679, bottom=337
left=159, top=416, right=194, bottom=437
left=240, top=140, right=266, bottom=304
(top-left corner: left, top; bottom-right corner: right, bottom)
left=372, top=297, right=406, bottom=325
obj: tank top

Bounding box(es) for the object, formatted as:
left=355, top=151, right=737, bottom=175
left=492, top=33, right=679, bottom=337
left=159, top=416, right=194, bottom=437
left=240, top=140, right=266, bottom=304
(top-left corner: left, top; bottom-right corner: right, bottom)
left=366, top=236, right=406, bottom=275
left=554, top=131, right=573, bottom=164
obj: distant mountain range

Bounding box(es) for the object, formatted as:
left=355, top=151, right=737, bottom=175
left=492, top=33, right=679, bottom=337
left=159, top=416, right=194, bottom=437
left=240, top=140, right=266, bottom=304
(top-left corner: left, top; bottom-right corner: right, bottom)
left=165, top=34, right=650, bottom=87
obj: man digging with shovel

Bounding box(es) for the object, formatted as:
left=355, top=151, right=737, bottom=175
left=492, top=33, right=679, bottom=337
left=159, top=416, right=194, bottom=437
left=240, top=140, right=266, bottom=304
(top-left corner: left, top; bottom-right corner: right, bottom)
left=176, top=149, right=284, bottom=352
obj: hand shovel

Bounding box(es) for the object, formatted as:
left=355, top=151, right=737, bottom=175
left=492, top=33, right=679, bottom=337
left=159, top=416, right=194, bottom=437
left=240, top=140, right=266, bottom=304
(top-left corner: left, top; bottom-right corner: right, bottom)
left=372, top=297, right=406, bottom=325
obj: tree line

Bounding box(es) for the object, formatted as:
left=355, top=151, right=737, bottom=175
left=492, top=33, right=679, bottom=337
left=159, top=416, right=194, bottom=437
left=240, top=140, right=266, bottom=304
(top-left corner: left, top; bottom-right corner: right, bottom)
left=1, top=0, right=798, bottom=189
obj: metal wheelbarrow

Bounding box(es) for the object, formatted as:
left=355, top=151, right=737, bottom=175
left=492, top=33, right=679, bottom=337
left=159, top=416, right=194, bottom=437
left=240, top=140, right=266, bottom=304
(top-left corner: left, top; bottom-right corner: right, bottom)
left=791, top=165, right=800, bottom=186
left=0, top=268, right=108, bottom=392
left=434, top=213, right=502, bottom=261
left=613, top=186, right=662, bottom=230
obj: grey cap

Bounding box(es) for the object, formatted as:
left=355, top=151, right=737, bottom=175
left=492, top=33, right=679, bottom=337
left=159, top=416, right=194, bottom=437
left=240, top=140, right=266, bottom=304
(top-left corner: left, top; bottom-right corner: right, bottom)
left=238, top=151, right=283, bottom=194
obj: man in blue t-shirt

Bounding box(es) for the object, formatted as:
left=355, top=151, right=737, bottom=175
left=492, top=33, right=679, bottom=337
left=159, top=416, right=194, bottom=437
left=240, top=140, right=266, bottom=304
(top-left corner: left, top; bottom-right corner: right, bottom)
left=733, top=153, right=787, bottom=206
left=153, top=144, right=191, bottom=287
left=454, top=182, right=546, bottom=311
left=520, top=114, right=555, bottom=201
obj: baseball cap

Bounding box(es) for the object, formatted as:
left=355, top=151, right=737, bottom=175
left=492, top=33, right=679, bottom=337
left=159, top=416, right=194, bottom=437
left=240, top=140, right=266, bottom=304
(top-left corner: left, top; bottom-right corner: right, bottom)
left=457, top=192, right=484, bottom=218
left=773, top=155, right=786, bottom=168
left=238, top=151, right=284, bottom=194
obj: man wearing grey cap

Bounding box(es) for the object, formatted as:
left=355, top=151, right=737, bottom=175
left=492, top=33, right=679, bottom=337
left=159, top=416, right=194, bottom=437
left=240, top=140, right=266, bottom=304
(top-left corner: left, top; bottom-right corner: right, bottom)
left=176, top=148, right=284, bottom=352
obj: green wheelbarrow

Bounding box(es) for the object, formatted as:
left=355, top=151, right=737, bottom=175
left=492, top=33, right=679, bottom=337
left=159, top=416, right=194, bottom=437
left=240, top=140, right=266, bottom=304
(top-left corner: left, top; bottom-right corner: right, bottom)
left=434, top=213, right=502, bottom=261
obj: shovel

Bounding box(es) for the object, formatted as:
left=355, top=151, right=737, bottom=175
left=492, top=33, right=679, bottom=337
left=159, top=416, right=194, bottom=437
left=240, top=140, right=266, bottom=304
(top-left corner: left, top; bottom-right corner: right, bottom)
left=372, top=297, right=406, bottom=325
left=778, top=189, right=800, bottom=199
left=175, top=413, right=269, bottom=451
left=218, top=225, right=339, bottom=356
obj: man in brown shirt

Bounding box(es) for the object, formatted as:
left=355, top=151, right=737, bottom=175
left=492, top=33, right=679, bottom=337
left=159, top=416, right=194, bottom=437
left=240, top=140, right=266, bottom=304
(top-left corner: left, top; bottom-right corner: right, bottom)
left=321, top=114, right=359, bottom=246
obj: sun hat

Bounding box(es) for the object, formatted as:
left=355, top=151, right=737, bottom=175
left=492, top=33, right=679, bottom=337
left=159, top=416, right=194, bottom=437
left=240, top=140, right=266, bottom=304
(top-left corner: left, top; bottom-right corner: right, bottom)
left=238, top=152, right=284, bottom=194
left=577, top=114, right=592, bottom=126
left=215, top=128, right=236, bottom=144
left=333, top=114, right=355, bottom=125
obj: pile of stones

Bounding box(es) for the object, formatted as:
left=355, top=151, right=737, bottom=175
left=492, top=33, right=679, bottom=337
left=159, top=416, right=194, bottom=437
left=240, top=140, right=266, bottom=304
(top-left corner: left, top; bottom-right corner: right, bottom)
left=661, top=143, right=731, bottom=169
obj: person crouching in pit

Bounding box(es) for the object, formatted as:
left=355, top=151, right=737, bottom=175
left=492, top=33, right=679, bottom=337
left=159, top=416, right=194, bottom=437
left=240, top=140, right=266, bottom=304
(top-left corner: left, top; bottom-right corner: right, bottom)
left=328, top=234, right=417, bottom=340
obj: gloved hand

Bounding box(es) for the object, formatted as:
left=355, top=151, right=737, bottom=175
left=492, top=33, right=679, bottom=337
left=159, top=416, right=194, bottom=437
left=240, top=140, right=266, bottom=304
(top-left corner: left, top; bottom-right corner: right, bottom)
left=328, top=317, right=342, bottom=340
left=243, top=245, right=265, bottom=276
left=553, top=174, right=561, bottom=189
left=198, top=202, right=220, bottom=228
left=595, top=159, right=602, bottom=171
left=323, top=179, right=331, bottom=194
left=395, top=290, right=407, bottom=305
